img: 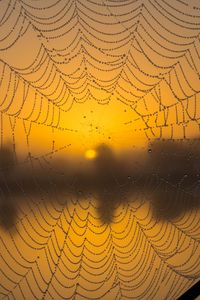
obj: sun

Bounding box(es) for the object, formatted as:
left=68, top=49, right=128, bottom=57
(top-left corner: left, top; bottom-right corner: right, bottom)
left=85, top=149, right=97, bottom=160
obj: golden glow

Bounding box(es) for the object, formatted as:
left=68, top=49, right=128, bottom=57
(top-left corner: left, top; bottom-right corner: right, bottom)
left=85, top=149, right=97, bottom=160
left=0, top=2, right=199, bottom=299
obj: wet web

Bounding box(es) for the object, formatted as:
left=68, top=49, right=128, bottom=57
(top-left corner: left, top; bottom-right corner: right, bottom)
left=0, top=0, right=200, bottom=299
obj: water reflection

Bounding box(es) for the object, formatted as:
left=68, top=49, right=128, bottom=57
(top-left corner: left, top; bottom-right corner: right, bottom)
left=0, top=140, right=199, bottom=228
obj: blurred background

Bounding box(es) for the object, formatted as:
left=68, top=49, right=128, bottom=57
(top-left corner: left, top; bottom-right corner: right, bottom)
left=0, top=0, right=200, bottom=299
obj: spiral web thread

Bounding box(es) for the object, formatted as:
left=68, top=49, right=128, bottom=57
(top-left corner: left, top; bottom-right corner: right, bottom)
left=0, top=0, right=200, bottom=299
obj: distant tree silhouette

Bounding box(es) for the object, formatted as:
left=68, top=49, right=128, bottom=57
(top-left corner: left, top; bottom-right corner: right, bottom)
left=0, top=143, right=16, bottom=229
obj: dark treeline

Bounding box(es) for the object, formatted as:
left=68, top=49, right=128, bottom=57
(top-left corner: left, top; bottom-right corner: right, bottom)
left=0, top=140, right=200, bottom=229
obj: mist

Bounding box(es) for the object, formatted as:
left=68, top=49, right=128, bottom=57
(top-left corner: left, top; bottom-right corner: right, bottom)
left=0, top=139, right=199, bottom=229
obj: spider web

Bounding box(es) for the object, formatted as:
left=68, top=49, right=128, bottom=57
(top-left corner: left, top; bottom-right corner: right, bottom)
left=0, top=0, right=200, bottom=299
